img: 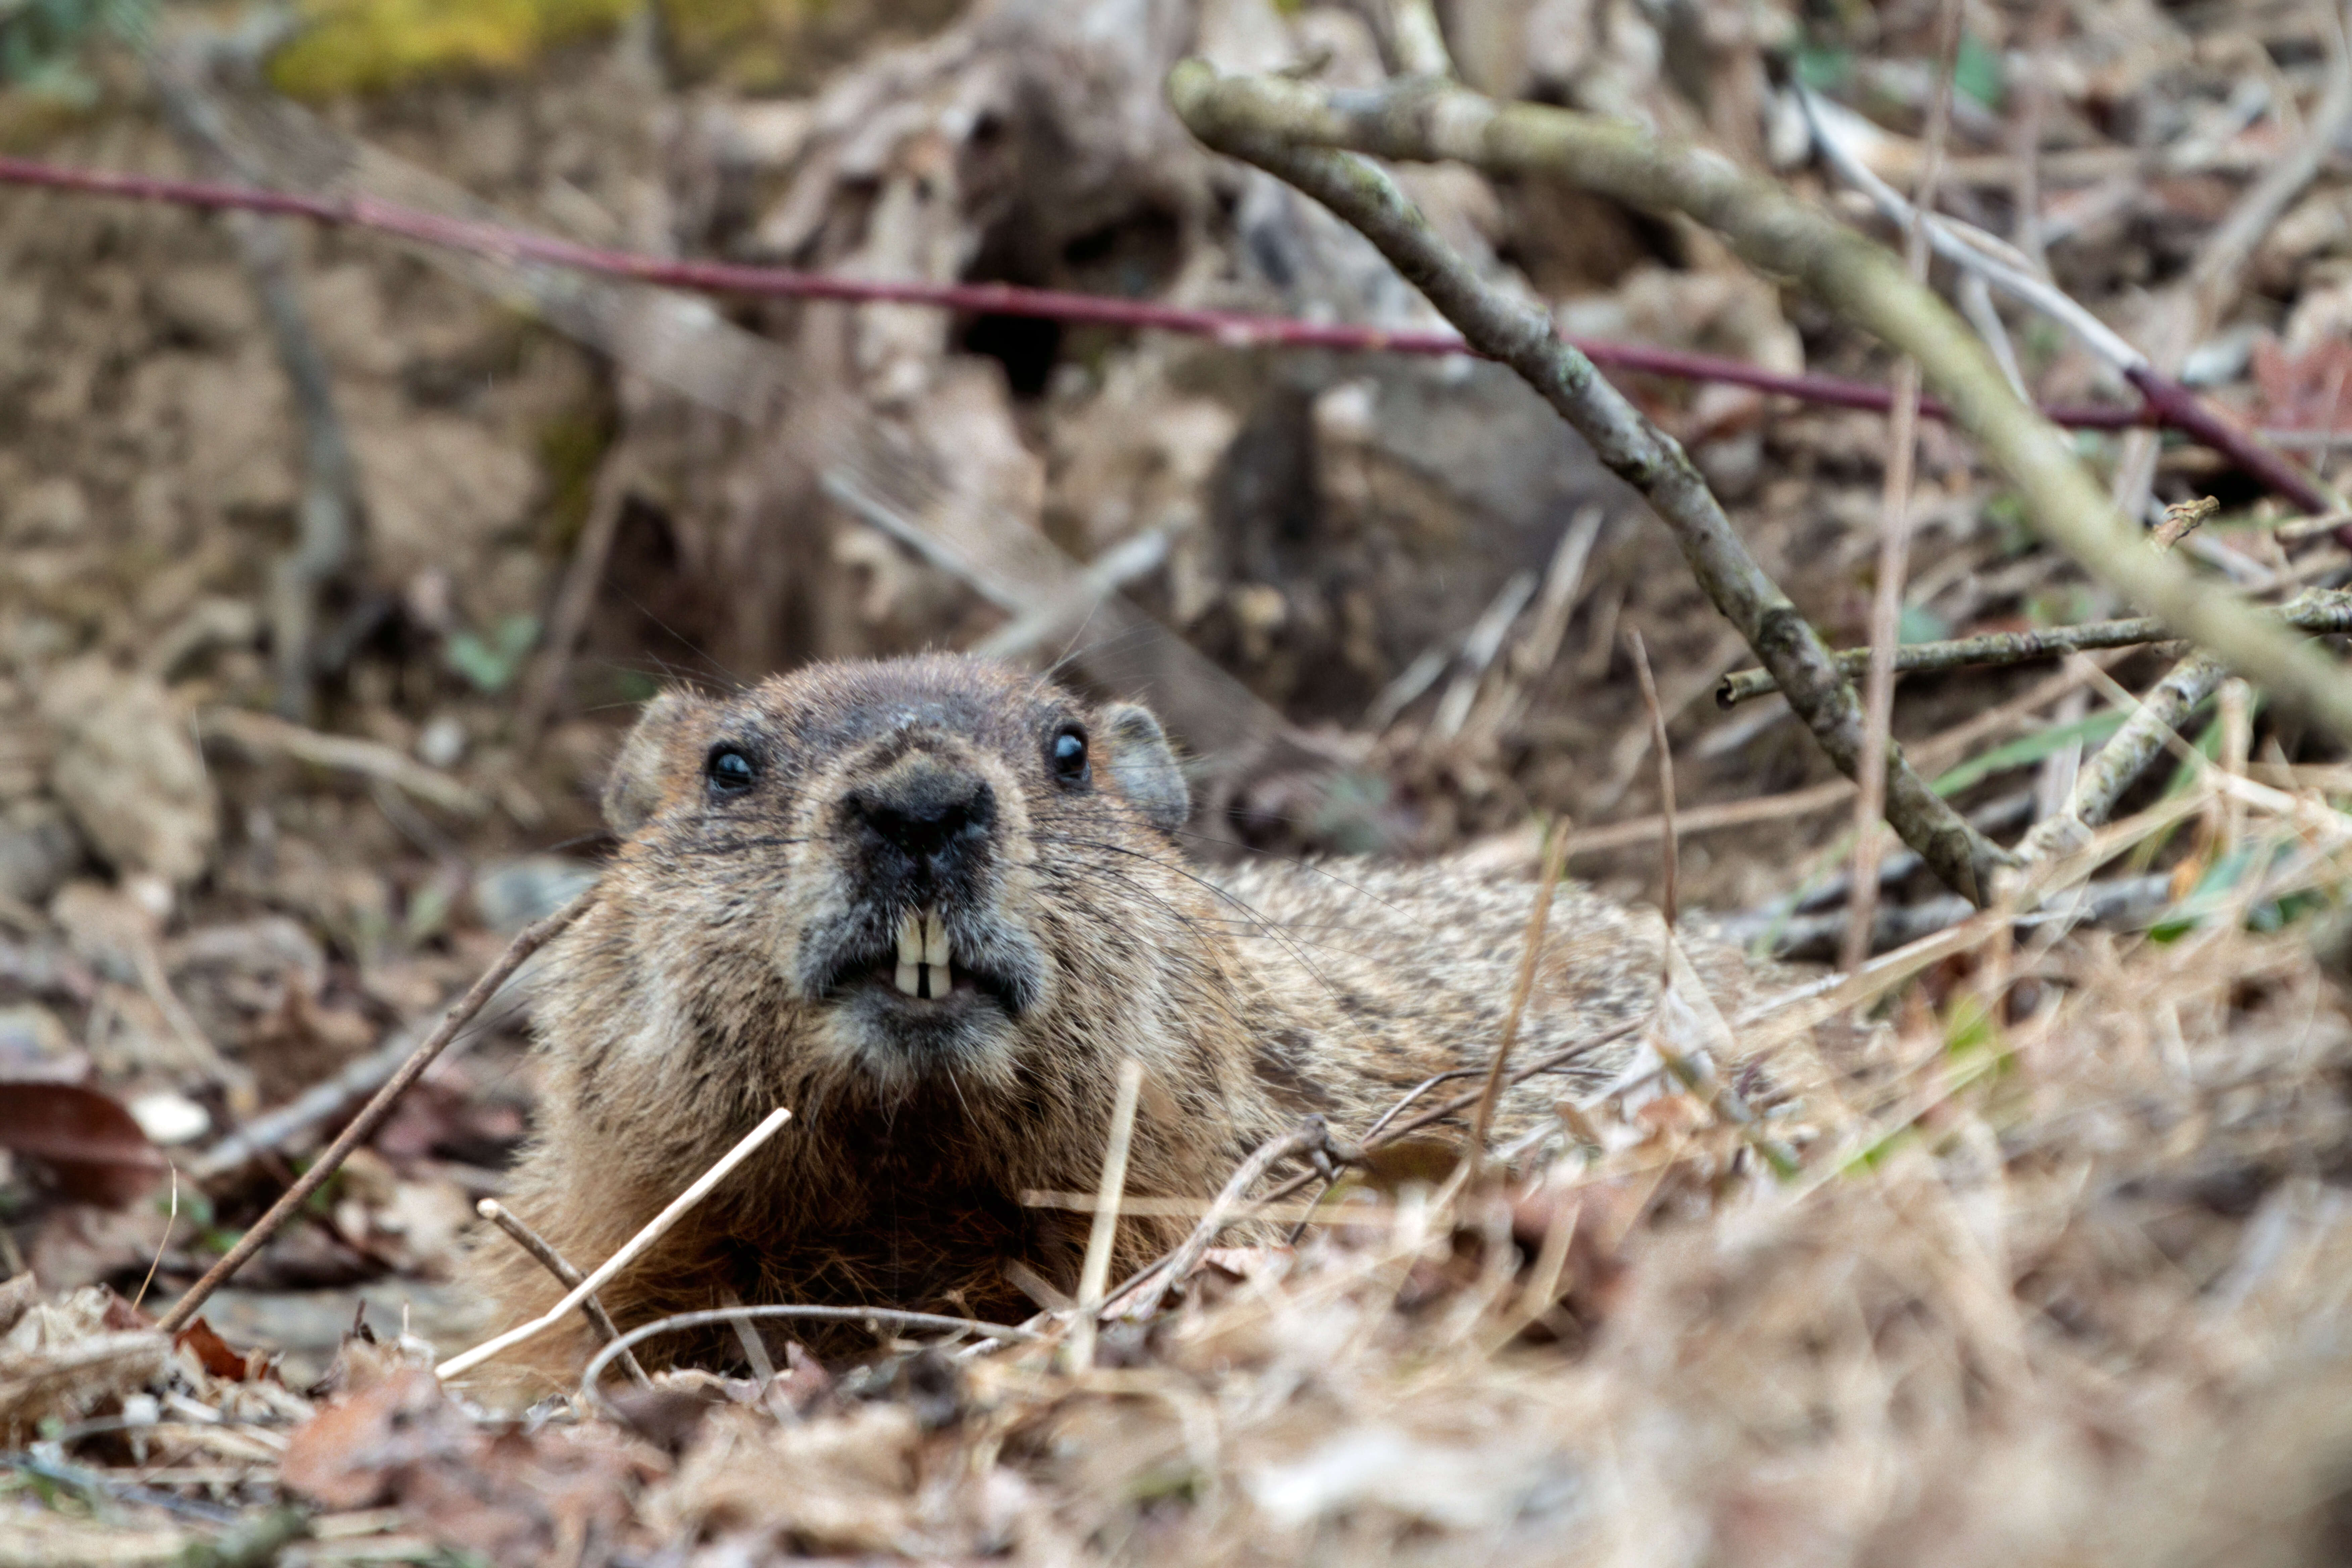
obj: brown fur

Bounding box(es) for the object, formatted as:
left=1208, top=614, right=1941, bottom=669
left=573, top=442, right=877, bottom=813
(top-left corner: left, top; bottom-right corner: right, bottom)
left=480, top=654, right=1760, bottom=1387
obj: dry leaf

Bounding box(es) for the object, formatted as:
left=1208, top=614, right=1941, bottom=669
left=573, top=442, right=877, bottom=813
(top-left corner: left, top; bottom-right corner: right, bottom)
left=0, top=1081, right=168, bottom=1207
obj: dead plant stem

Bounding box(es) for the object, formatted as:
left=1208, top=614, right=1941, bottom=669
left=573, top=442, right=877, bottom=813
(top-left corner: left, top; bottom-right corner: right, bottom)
left=1467, top=822, right=1575, bottom=1162
left=1068, top=1059, right=1145, bottom=1371
left=438, top=1103, right=793, bottom=1380
left=476, top=1199, right=650, bottom=1387
left=1850, top=2, right=1956, bottom=972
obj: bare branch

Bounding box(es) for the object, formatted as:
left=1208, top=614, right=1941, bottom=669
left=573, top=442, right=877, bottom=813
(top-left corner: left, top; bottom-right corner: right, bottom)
left=1715, top=588, right=2352, bottom=706
left=1163, top=66, right=2352, bottom=742
left=1168, top=67, right=2014, bottom=903
left=476, top=1199, right=651, bottom=1387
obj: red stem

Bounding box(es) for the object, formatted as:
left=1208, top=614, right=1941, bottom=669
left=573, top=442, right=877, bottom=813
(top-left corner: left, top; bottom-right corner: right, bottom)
left=2122, top=365, right=2331, bottom=512
left=0, top=154, right=2215, bottom=448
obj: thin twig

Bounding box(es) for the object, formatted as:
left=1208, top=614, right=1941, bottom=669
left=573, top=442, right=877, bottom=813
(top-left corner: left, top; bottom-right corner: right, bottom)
left=1067, top=1059, right=1145, bottom=1372
left=0, top=153, right=2204, bottom=437
left=151, top=47, right=363, bottom=725
left=158, top=888, right=596, bottom=1333
left=1121, top=1117, right=1333, bottom=1319
left=1166, top=72, right=2016, bottom=903
left=1802, top=83, right=2332, bottom=516
left=2024, top=583, right=2352, bottom=859
left=1849, top=0, right=1957, bottom=974
left=581, top=1305, right=1036, bottom=1417
left=475, top=1199, right=651, bottom=1387
left=199, top=707, right=490, bottom=817
left=1627, top=632, right=1677, bottom=930
left=1467, top=822, right=1575, bottom=1162
left=438, top=1104, right=793, bottom=1380
left=1720, top=872, right=2178, bottom=960
left=1716, top=588, right=2352, bottom=704
left=2108, top=14, right=2352, bottom=521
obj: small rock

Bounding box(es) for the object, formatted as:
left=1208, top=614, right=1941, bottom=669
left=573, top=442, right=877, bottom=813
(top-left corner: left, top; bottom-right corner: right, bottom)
left=128, top=1090, right=211, bottom=1147
left=146, top=266, right=258, bottom=349
left=0, top=801, right=84, bottom=908
left=416, top=714, right=467, bottom=770
left=0, top=1003, right=80, bottom=1078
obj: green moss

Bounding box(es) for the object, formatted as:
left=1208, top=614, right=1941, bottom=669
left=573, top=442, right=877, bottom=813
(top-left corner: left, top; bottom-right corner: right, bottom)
left=267, top=0, right=640, bottom=99
left=658, top=0, right=966, bottom=92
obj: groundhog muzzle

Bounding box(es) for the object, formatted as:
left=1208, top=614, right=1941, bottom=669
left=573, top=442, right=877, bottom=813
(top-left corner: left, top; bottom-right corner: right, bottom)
left=478, top=653, right=1759, bottom=1385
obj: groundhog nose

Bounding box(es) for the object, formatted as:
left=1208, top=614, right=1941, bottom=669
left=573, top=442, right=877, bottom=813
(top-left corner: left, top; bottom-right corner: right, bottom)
left=850, top=764, right=996, bottom=868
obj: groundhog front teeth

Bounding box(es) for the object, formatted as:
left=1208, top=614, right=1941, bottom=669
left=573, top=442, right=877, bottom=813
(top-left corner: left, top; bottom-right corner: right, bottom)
left=894, top=906, right=953, bottom=999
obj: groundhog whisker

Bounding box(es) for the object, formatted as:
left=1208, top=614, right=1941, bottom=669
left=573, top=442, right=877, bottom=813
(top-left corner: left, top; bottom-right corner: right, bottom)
left=1166, top=827, right=1438, bottom=930
left=1036, top=832, right=1359, bottom=1016
left=1040, top=836, right=1399, bottom=970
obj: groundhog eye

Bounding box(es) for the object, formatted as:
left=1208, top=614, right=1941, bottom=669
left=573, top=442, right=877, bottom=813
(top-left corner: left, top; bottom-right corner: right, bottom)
left=1049, top=726, right=1088, bottom=784
left=706, top=745, right=757, bottom=794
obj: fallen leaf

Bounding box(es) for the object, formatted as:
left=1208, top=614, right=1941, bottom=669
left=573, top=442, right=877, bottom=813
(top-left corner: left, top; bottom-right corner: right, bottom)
left=2252, top=335, right=2352, bottom=431
left=0, top=1081, right=168, bottom=1206
left=284, top=1366, right=657, bottom=1559
left=175, top=1316, right=259, bottom=1382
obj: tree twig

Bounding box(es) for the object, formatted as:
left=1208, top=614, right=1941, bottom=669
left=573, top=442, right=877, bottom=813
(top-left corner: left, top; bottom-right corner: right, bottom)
left=580, top=1305, right=1037, bottom=1419
left=516, top=437, right=636, bottom=748
left=1715, top=588, right=2352, bottom=705
left=1165, top=66, right=2352, bottom=743
left=1119, top=1117, right=1335, bottom=1319
left=1167, top=68, right=2015, bottom=903
left=157, top=889, right=596, bottom=1334
left=438, top=1103, right=793, bottom=1380
left=198, top=707, right=490, bottom=817
left=1721, top=872, right=2177, bottom=960
left=2107, top=16, right=2352, bottom=521
left=2014, top=652, right=2229, bottom=862
left=1800, top=84, right=2334, bottom=517
left=475, top=1199, right=650, bottom=1387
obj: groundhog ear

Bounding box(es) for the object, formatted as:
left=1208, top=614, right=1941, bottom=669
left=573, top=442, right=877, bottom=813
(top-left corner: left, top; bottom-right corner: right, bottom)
left=1098, top=703, right=1189, bottom=834
left=602, top=690, right=712, bottom=836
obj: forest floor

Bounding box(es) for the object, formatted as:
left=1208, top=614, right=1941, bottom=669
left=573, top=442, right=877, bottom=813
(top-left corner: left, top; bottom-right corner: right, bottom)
left=3, top=0, right=2352, bottom=1562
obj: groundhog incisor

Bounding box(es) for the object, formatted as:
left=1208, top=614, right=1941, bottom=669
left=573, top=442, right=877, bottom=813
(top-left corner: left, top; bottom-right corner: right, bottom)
left=481, top=654, right=1759, bottom=1382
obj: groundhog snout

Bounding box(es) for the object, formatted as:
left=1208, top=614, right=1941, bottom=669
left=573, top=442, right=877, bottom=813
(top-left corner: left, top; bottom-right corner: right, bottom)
left=845, top=753, right=999, bottom=900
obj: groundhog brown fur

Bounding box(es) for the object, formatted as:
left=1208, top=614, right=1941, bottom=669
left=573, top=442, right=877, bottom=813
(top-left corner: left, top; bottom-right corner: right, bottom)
left=479, top=654, right=1763, bottom=1385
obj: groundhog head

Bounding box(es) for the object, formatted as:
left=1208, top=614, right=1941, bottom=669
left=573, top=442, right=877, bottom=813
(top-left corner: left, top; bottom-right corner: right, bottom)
left=598, top=655, right=1191, bottom=1098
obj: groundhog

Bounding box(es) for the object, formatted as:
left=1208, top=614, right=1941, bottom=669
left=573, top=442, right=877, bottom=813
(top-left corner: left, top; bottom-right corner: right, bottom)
left=479, top=653, right=1758, bottom=1385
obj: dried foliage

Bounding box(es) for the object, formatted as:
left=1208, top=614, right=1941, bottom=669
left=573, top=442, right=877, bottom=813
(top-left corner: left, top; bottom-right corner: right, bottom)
left=2, top=0, right=2351, bottom=1561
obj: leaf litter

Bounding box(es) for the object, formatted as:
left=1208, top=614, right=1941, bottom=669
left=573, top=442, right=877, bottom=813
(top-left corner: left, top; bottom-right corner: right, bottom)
left=3, top=0, right=2352, bottom=1561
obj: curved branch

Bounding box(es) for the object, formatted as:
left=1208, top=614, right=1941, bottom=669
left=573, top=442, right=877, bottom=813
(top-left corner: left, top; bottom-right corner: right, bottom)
left=1163, top=66, right=2352, bottom=743
left=1168, top=72, right=2012, bottom=902
left=1717, top=588, right=2352, bottom=705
